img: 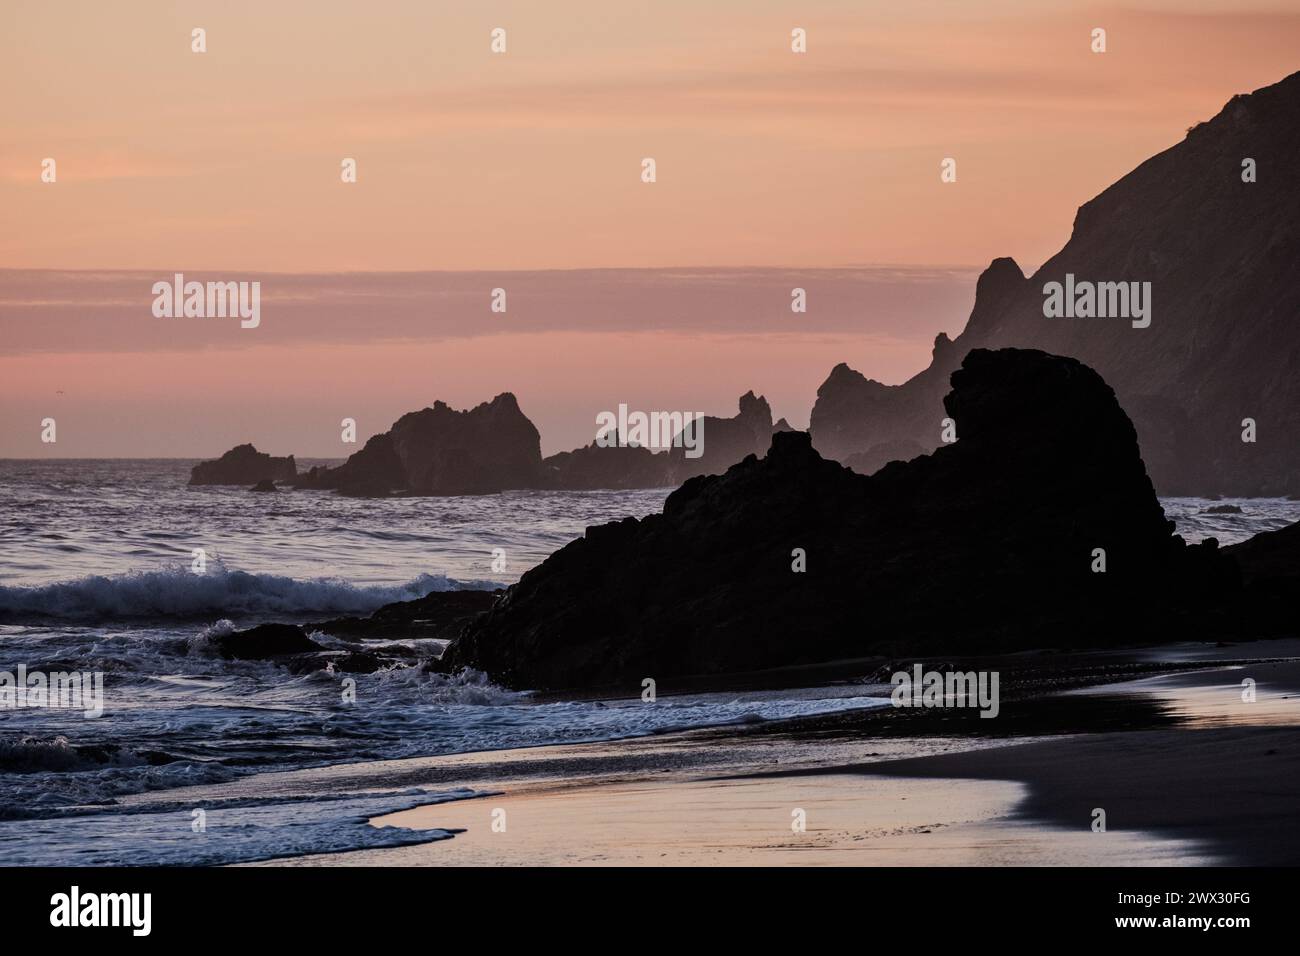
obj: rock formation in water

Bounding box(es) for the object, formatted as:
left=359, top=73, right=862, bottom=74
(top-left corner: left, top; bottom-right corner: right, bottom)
left=311, top=588, right=500, bottom=642
left=539, top=442, right=674, bottom=490
left=669, top=390, right=780, bottom=481
left=207, top=623, right=322, bottom=659
left=284, top=391, right=786, bottom=495
left=436, top=348, right=1240, bottom=690
left=294, top=394, right=543, bottom=496
left=189, top=444, right=297, bottom=486
left=205, top=590, right=501, bottom=674
left=811, top=71, right=1300, bottom=497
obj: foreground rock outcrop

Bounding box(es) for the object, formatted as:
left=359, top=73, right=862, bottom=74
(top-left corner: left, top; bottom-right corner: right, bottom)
left=811, top=71, right=1300, bottom=497
left=435, top=348, right=1241, bottom=690
left=189, top=444, right=297, bottom=486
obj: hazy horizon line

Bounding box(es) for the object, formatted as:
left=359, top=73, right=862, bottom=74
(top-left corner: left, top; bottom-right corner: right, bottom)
left=0, top=263, right=991, bottom=277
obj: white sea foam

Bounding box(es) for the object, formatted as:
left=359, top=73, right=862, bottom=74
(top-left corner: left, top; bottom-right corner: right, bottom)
left=1159, top=497, right=1300, bottom=546
left=2, top=788, right=485, bottom=866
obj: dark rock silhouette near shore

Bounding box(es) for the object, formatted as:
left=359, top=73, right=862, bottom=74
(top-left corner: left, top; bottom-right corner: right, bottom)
left=206, top=589, right=500, bottom=672
left=215, top=349, right=1299, bottom=689
left=434, top=348, right=1273, bottom=691
left=209, top=623, right=320, bottom=659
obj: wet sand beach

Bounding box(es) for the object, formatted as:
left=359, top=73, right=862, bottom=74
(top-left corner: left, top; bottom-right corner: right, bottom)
left=232, top=640, right=1300, bottom=866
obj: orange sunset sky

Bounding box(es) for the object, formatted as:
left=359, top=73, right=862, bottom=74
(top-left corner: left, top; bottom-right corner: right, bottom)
left=2, top=0, right=1298, bottom=456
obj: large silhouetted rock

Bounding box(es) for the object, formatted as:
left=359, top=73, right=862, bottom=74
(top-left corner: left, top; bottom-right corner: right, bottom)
left=196, top=592, right=502, bottom=674
left=296, top=431, right=405, bottom=497
left=189, top=444, right=296, bottom=486
left=295, top=394, right=543, bottom=496
left=436, top=348, right=1237, bottom=690
left=811, top=71, right=1300, bottom=496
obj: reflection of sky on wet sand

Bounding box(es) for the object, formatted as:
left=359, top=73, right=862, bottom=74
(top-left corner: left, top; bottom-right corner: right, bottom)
left=1079, top=661, right=1300, bottom=730
left=339, top=774, right=1218, bottom=866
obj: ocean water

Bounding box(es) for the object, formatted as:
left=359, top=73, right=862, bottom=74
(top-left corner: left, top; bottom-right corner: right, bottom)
left=1, top=460, right=1295, bottom=864
left=0, top=459, right=897, bottom=863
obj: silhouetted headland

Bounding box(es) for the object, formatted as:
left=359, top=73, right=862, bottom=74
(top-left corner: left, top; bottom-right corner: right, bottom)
left=811, top=71, right=1300, bottom=497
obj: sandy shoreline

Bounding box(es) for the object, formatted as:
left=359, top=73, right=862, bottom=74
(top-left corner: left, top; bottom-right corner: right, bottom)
left=220, top=639, right=1300, bottom=866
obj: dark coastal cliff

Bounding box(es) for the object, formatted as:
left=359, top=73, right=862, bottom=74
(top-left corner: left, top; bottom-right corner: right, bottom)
left=811, top=71, right=1300, bottom=496
left=435, top=348, right=1240, bottom=690
left=189, top=444, right=297, bottom=486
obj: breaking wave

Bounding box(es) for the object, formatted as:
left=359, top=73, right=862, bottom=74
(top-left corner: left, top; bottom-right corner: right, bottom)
left=0, top=562, right=492, bottom=623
